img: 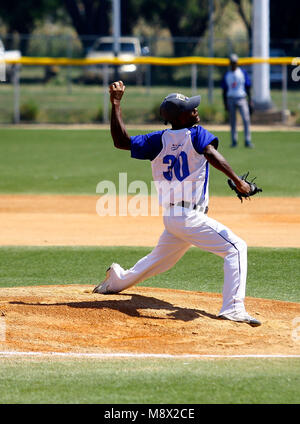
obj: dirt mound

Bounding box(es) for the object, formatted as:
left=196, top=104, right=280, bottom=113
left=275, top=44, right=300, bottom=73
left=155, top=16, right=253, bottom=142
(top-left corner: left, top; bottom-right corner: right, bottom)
left=0, top=285, right=299, bottom=356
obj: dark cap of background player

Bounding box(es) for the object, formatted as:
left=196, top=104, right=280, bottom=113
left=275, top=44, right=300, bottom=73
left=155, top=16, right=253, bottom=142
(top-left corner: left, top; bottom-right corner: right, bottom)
left=160, top=93, right=201, bottom=124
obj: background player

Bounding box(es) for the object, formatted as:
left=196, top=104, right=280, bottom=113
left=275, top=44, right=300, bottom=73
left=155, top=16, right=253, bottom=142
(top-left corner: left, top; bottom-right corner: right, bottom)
left=93, top=81, right=261, bottom=326
left=222, top=53, right=254, bottom=148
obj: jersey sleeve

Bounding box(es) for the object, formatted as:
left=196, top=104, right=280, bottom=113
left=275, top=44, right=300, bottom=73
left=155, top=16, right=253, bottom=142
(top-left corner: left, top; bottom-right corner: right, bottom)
left=130, top=131, right=164, bottom=161
left=242, top=69, right=251, bottom=88
left=190, top=125, right=219, bottom=154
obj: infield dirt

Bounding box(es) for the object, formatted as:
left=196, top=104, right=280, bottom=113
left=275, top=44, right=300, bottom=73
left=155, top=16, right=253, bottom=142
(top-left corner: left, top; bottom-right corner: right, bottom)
left=0, top=194, right=299, bottom=356
left=1, top=194, right=300, bottom=247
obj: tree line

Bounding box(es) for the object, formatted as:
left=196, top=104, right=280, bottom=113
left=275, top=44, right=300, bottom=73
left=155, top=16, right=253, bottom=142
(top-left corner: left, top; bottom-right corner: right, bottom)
left=0, top=0, right=299, bottom=55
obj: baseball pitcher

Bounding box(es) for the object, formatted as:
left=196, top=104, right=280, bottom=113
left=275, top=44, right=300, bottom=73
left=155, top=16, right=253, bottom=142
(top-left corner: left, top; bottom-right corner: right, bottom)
left=93, top=81, right=261, bottom=326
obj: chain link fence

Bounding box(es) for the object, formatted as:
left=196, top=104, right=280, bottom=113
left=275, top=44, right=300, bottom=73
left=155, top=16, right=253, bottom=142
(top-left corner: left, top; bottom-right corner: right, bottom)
left=0, top=33, right=299, bottom=125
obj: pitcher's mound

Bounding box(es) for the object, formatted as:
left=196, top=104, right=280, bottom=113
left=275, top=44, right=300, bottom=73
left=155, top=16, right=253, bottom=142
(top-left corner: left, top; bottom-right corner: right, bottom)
left=0, top=285, right=299, bottom=356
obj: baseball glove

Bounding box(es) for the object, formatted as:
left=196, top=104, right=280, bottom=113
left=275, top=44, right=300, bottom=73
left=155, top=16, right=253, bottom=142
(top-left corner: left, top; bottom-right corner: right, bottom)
left=228, top=172, right=262, bottom=202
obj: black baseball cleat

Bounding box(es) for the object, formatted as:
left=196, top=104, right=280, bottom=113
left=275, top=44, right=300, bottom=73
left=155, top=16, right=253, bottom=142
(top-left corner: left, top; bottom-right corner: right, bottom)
left=218, top=311, right=261, bottom=327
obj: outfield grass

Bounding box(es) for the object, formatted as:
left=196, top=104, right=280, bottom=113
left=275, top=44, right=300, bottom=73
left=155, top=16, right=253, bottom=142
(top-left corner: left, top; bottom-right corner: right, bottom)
left=0, top=129, right=300, bottom=196
left=0, top=246, right=299, bottom=302
left=0, top=358, right=300, bottom=404
left=1, top=83, right=300, bottom=124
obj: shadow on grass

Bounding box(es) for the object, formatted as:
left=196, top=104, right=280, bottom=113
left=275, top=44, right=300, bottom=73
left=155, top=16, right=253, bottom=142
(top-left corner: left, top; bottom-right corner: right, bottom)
left=11, top=293, right=219, bottom=323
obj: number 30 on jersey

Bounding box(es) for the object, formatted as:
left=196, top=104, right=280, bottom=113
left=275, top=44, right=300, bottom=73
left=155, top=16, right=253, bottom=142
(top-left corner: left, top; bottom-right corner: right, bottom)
left=163, top=152, right=190, bottom=181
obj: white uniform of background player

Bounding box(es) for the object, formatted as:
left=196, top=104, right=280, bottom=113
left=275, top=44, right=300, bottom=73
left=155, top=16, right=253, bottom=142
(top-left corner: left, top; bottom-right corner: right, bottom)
left=93, top=83, right=261, bottom=326
left=222, top=53, right=253, bottom=148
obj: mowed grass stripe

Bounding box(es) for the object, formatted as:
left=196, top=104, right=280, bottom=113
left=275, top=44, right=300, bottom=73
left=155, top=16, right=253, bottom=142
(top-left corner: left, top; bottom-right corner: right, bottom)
left=0, top=246, right=299, bottom=302
left=0, top=358, right=300, bottom=404
left=0, top=129, right=299, bottom=195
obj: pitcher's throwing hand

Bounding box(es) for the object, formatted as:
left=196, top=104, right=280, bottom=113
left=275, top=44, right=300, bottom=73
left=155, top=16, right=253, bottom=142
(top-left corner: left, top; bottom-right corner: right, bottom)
left=109, top=80, right=126, bottom=103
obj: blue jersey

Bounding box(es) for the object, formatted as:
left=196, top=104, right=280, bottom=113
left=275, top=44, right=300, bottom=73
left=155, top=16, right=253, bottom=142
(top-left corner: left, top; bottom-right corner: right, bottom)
left=130, top=125, right=218, bottom=209
left=130, top=125, right=217, bottom=161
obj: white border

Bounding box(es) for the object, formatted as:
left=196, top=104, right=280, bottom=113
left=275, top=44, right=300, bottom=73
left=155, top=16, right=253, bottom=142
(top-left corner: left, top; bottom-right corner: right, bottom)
left=0, top=350, right=300, bottom=359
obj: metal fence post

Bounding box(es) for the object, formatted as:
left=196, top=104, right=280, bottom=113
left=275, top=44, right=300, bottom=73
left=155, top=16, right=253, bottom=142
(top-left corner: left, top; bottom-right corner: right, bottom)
left=67, top=34, right=73, bottom=94
left=282, top=64, right=288, bottom=123
left=13, top=65, right=20, bottom=124
left=103, top=65, right=109, bottom=124
left=208, top=0, right=214, bottom=103
left=146, top=64, right=151, bottom=94
left=191, top=64, right=197, bottom=96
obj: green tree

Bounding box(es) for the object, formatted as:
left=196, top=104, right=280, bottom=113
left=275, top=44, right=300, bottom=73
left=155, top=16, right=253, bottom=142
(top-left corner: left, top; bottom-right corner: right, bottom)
left=232, top=0, right=251, bottom=45
left=232, top=0, right=300, bottom=53
left=62, top=0, right=143, bottom=51
left=121, top=0, right=143, bottom=36
left=140, top=0, right=229, bottom=57
left=0, top=0, right=60, bottom=52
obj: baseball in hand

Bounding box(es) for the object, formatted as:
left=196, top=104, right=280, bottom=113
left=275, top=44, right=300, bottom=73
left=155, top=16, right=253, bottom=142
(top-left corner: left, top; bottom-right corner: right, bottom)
left=109, top=80, right=126, bottom=103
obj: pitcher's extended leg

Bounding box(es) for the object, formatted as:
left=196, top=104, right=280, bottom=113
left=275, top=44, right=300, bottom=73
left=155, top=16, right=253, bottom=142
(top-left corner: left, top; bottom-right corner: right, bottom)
left=165, top=212, right=247, bottom=316
left=98, top=229, right=190, bottom=293
left=193, top=218, right=247, bottom=315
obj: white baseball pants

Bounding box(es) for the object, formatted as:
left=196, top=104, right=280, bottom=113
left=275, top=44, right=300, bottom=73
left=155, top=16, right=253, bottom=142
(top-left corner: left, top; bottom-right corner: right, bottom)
left=108, top=206, right=248, bottom=316
left=227, top=96, right=251, bottom=146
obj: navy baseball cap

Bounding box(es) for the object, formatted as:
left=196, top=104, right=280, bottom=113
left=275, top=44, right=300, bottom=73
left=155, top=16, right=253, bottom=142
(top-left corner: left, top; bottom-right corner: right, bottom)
left=160, top=92, right=201, bottom=123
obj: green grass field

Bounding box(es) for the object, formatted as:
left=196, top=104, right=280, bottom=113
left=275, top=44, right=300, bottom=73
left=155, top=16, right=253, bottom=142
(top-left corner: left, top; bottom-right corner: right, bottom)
left=0, top=129, right=300, bottom=196
left=0, top=128, right=299, bottom=404
left=1, top=358, right=300, bottom=404
left=0, top=246, right=299, bottom=302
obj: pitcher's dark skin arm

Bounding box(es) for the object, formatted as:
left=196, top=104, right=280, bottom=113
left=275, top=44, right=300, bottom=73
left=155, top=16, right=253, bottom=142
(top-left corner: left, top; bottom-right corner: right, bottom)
left=204, top=142, right=250, bottom=193
left=109, top=81, right=131, bottom=150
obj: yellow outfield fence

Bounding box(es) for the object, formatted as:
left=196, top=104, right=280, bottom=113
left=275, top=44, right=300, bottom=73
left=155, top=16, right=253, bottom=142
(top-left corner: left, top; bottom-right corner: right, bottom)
left=3, top=56, right=300, bottom=67
left=1, top=55, right=299, bottom=125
